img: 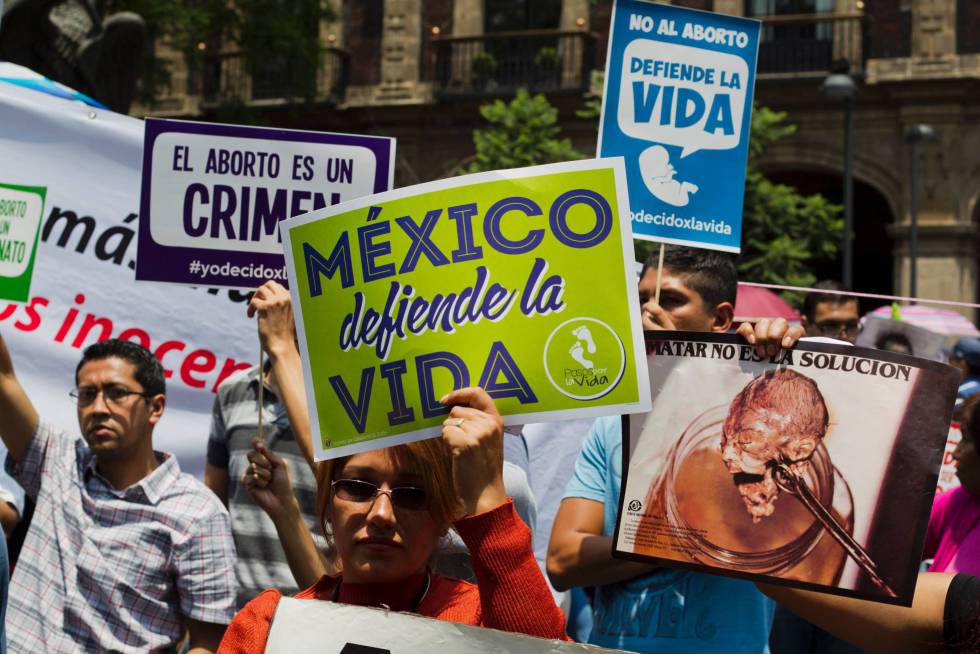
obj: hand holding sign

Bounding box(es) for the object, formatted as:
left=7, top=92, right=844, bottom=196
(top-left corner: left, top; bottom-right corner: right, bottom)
left=242, top=440, right=297, bottom=521
left=736, top=318, right=805, bottom=359
left=248, top=281, right=296, bottom=356
left=440, top=387, right=507, bottom=518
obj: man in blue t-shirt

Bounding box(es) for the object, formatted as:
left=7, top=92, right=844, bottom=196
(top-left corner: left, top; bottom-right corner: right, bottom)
left=547, top=245, right=802, bottom=653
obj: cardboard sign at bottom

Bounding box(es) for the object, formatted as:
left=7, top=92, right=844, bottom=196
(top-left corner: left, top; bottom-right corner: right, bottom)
left=266, top=598, right=631, bottom=654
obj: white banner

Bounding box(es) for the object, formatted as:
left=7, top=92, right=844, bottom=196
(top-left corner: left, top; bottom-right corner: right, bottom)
left=265, top=598, right=628, bottom=653
left=0, top=74, right=256, bottom=477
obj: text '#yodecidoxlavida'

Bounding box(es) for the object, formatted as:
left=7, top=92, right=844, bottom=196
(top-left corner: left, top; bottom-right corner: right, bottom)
left=188, top=259, right=287, bottom=281
left=630, top=209, right=733, bottom=235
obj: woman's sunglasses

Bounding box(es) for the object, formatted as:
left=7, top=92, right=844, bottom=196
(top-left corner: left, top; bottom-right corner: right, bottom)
left=331, top=478, right=429, bottom=511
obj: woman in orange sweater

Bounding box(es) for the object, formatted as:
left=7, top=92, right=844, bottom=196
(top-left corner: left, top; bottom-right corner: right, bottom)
left=217, top=379, right=569, bottom=653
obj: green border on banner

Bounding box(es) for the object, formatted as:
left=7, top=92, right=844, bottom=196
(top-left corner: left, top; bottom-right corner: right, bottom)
left=0, top=182, right=46, bottom=303
left=282, top=158, right=651, bottom=460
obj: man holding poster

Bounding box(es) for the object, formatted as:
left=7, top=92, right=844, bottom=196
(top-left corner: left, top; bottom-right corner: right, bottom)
left=548, top=246, right=800, bottom=653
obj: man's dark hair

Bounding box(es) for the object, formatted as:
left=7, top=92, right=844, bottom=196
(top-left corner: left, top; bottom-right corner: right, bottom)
left=875, top=332, right=913, bottom=355
left=75, top=339, right=166, bottom=396
left=642, top=244, right=738, bottom=308
left=802, top=280, right=857, bottom=322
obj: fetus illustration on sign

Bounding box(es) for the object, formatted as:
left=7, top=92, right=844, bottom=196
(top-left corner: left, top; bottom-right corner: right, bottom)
left=569, top=325, right=597, bottom=369
left=639, top=145, right=699, bottom=207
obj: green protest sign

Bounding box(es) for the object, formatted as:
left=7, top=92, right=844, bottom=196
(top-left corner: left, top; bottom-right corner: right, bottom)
left=282, top=159, right=650, bottom=460
left=0, top=183, right=46, bottom=303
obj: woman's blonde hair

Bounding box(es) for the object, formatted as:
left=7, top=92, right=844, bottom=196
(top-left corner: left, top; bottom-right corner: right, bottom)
left=315, top=438, right=461, bottom=540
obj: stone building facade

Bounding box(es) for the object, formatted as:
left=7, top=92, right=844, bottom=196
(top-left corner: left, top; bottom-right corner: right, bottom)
left=137, top=0, right=980, bottom=317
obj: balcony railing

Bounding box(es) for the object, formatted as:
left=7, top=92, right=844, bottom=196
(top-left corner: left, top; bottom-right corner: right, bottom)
left=201, top=47, right=349, bottom=106
left=757, top=13, right=868, bottom=76
left=428, top=30, right=596, bottom=97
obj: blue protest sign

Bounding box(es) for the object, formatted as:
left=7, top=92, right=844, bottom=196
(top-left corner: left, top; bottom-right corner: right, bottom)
left=137, top=119, right=395, bottom=288
left=598, top=1, right=760, bottom=253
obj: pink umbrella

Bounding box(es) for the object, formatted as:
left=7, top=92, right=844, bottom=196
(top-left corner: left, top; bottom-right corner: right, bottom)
left=867, top=304, right=980, bottom=337
left=734, top=283, right=800, bottom=323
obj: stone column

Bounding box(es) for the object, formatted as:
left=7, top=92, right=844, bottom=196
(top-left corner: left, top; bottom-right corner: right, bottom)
left=452, top=0, right=482, bottom=35
left=318, top=0, right=344, bottom=101
left=912, top=0, right=956, bottom=59
left=559, top=1, right=591, bottom=88
left=889, top=223, right=978, bottom=321
left=320, top=0, right=343, bottom=47
left=713, top=0, right=743, bottom=16
left=375, top=0, right=424, bottom=103
left=448, top=0, right=483, bottom=88
left=561, top=0, right=591, bottom=29
left=890, top=108, right=978, bottom=319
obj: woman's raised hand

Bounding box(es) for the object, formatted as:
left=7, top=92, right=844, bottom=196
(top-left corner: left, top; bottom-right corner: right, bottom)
left=440, top=387, right=507, bottom=518
left=247, top=281, right=296, bottom=357
left=241, top=439, right=299, bottom=521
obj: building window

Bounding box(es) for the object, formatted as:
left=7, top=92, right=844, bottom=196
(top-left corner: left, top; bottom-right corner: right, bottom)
left=484, top=0, right=561, bottom=33
left=747, top=0, right=835, bottom=40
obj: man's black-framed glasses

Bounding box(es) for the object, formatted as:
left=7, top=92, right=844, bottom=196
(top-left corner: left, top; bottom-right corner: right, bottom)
left=69, top=385, right=152, bottom=408
left=331, top=479, right=429, bottom=511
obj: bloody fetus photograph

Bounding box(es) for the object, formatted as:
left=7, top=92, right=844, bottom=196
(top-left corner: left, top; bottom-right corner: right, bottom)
left=615, top=332, right=961, bottom=605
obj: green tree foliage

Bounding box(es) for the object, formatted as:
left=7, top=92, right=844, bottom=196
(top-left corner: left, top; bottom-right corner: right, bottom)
left=96, top=0, right=333, bottom=106
left=740, top=106, right=843, bottom=306
left=469, top=88, right=585, bottom=172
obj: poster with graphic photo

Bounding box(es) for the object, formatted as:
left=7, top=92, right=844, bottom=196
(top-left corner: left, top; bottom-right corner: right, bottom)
left=614, top=332, right=960, bottom=605
left=282, top=158, right=651, bottom=460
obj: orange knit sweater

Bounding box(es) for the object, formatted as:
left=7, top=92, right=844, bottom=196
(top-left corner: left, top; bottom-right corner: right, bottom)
left=217, top=500, right=569, bottom=652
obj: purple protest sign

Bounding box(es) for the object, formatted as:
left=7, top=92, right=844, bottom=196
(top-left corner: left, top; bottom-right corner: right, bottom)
left=137, top=118, right=394, bottom=288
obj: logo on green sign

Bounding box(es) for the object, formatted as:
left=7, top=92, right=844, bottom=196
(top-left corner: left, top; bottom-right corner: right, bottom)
left=544, top=317, right=626, bottom=400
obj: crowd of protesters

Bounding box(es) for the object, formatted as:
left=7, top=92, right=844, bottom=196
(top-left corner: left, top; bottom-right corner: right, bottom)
left=0, top=245, right=977, bottom=654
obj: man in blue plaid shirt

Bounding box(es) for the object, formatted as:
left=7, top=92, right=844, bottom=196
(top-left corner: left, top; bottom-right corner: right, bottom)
left=0, top=333, right=237, bottom=653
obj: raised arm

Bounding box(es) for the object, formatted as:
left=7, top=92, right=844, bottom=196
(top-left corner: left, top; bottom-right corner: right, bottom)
left=0, top=330, right=39, bottom=463
left=248, top=282, right=315, bottom=471
left=547, top=497, right=656, bottom=591
left=757, top=573, right=955, bottom=654
left=440, top=387, right=568, bottom=641
left=241, top=441, right=329, bottom=589
left=546, top=419, right=656, bottom=591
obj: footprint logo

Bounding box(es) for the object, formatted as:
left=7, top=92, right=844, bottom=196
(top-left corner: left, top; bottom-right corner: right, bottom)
left=544, top=317, right=627, bottom=400
left=569, top=342, right=594, bottom=369
left=572, top=325, right=597, bottom=354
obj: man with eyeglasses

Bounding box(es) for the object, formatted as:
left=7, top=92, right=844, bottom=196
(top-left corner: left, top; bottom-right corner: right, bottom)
left=801, top=280, right=861, bottom=345
left=0, top=334, right=237, bottom=653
